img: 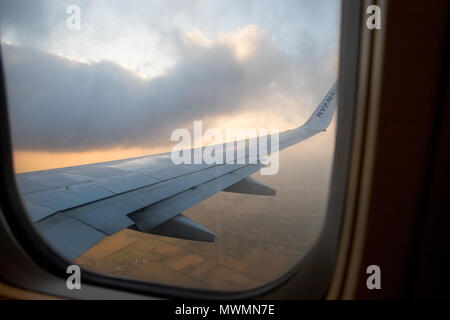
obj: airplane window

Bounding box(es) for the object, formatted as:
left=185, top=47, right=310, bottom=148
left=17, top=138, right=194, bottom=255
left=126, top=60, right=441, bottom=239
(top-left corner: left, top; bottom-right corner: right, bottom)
left=1, top=0, right=340, bottom=292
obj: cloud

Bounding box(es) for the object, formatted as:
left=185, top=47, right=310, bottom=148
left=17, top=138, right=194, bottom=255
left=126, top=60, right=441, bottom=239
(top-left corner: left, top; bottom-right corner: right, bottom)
left=0, top=0, right=47, bottom=36
left=0, top=0, right=69, bottom=44
left=1, top=0, right=340, bottom=77
left=2, top=24, right=336, bottom=152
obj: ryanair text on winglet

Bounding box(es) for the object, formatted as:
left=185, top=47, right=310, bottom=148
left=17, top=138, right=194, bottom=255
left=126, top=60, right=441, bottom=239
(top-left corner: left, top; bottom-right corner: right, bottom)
left=316, top=86, right=337, bottom=119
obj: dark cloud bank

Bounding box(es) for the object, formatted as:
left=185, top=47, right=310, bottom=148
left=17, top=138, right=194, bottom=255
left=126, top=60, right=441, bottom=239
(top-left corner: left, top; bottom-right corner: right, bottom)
left=2, top=33, right=335, bottom=152
left=3, top=42, right=282, bottom=151
left=1, top=0, right=337, bottom=153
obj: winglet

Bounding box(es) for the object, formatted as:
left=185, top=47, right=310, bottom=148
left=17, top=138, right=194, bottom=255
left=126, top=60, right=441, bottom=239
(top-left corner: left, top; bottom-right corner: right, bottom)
left=303, top=82, right=338, bottom=131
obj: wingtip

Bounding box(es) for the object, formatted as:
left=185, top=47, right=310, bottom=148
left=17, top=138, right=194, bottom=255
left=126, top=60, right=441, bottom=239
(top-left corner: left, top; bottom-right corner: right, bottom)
left=303, top=82, right=338, bottom=131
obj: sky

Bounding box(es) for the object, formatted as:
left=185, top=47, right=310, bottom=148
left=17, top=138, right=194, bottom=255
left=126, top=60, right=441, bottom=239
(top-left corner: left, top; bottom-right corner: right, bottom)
left=0, top=0, right=341, bottom=172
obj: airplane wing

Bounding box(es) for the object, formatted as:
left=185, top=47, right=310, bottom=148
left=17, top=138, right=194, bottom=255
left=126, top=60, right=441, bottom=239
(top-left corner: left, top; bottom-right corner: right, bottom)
left=15, top=82, right=337, bottom=260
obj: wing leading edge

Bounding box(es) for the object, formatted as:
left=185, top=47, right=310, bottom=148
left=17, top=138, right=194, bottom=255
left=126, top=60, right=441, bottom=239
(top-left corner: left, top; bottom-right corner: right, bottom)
left=16, top=82, right=337, bottom=260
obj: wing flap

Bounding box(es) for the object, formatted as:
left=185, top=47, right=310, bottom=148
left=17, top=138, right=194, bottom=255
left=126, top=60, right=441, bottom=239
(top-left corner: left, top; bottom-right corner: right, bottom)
left=24, top=163, right=245, bottom=223
left=33, top=164, right=258, bottom=259
left=36, top=214, right=106, bottom=260
left=128, top=165, right=260, bottom=232
left=35, top=164, right=245, bottom=235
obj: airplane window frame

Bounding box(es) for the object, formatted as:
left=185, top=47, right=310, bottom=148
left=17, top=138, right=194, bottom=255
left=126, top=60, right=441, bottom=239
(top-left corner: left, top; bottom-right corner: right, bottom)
left=0, top=0, right=362, bottom=299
